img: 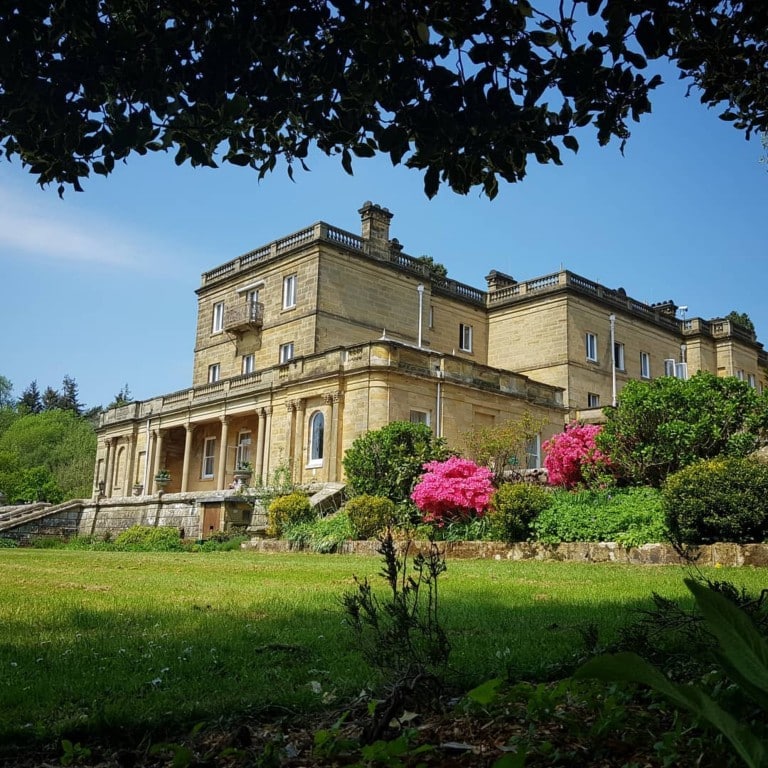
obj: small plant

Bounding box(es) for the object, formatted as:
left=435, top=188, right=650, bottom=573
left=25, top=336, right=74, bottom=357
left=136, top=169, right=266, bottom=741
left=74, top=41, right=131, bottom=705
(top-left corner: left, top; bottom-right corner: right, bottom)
left=154, top=469, right=171, bottom=481
left=344, top=494, right=397, bottom=539
left=266, top=491, right=313, bottom=537
left=60, top=739, right=92, bottom=766
left=487, top=483, right=551, bottom=542
left=410, top=456, right=494, bottom=526
left=113, top=525, right=184, bottom=551
left=341, top=531, right=450, bottom=743
left=235, top=461, right=253, bottom=472
left=532, top=487, right=667, bottom=547
left=284, top=510, right=356, bottom=553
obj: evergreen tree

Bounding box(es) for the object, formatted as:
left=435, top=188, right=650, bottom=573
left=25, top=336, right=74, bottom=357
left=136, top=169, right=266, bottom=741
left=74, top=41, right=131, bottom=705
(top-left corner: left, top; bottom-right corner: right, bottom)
left=18, top=381, right=42, bottom=414
left=42, top=386, right=63, bottom=411
left=59, top=375, right=83, bottom=415
left=0, top=375, right=12, bottom=408
left=108, top=383, right=132, bottom=409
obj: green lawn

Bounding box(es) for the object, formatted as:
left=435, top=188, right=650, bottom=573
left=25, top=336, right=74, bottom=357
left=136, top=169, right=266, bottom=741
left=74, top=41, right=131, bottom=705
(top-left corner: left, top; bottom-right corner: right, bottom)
left=0, top=549, right=765, bottom=747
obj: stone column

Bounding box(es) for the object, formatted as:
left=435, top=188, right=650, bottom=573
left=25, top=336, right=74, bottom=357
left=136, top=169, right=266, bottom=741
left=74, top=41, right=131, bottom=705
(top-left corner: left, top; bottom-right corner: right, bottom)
left=294, top=399, right=306, bottom=481
left=103, top=438, right=114, bottom=497
left=254, top=409, right=266, bottom=484
left=153, top=429, right=166, bottom=493
left=181, top=423, right=196, bottom=492
left=125, top=428, right=138, bottom=492
left=329, top=392, right=343, bottom=482
left=322, top=394, right=335, bottom=482
left=217, top=417, right=230, bottom=490
left=262, top=406, right=273, bottom=480
left=286, top=401, right=297, bottom=480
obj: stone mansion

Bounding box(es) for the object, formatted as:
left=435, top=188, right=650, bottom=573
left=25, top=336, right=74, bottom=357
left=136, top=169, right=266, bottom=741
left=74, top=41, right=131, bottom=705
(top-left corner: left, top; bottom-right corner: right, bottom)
left=94, top=202, right=767, bottom=501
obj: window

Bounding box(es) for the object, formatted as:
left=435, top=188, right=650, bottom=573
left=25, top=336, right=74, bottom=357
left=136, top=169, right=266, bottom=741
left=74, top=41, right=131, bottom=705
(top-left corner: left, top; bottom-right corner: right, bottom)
left=247, top=288, right=260, bottom=305
left=208, top=363, right=220, bottom=383
left=279, top=342, right=294, bottom=364
left=587, top=392, right=600, bottom=408
left=428, top=305, right=435, bottom=329
left=202, top=437, right=216, bottom=478
left=640, top=351, right=651, bottom=379
left=212, top=301, right=224, bottom=333
left=236, top=431, right=251, bottom=467
left=736, top=369, right=746, bottom=381
left=675, top=362, right=688, bottom=380
left=308, top=412, right=324, bottom=467
left=282, top=274, right=297, bottom=309
left=748, top=373, right=757, bottom=388
left=585, top=332, right=598, bottom=362
left=242, top=354, right=255, bottom=374
left=613, top=342, right=625, bottom=371
left=409, top=410, right=431, bottom=426
left=525, top=435, right=541, bottom=469
left=459, top=323, right=473, bottom=352
left=664, top=358, right=677, bottom=377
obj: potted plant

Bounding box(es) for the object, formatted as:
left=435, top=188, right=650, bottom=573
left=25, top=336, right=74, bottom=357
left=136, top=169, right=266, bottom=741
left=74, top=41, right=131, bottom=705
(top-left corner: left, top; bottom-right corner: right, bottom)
left=232, top=461, right=253, bottom=489
left=132, top=482, right=144, bottom=496
left=154, top=469, right=171, bottom=490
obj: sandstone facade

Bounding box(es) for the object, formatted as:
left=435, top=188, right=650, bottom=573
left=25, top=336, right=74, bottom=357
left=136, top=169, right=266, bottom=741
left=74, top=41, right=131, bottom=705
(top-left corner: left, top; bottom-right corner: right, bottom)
left=93, top=202, right=767, bottom=532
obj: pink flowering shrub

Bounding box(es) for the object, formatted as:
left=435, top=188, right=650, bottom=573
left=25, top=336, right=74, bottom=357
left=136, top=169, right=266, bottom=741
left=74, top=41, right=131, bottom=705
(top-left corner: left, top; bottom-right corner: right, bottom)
left=543, top=423, right=612, bottom=489
left=411, top=457, right=494, bottom=525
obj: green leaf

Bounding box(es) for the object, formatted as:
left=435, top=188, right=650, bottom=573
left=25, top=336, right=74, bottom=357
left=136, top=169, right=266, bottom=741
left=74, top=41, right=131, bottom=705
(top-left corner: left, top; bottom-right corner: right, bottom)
left=686, top=578, right=768, bottom=708
left=492, top=750, right=527, bottom=768
left=423, top=165, right=439, bottom=199
left=562, top=135, right=579, bottom=153
left=575, top=652, right=768, bottom=768
left=466, top=676, right=504, bottom=705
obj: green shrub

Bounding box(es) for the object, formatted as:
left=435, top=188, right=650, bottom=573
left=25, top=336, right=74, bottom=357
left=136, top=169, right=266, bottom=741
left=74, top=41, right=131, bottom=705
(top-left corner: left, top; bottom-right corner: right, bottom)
left=662, top=457, right=768, bottom=545
left=284, top=510, right=356, bottom=552
left=0, top=537, right=18, bottom=548
left=113, top=525, right=185, bottom=551
left=194, top=534, right=248, bottom=552
left=342, top=421, right=448, bottom=504
left=266, top=491, right=313, bottom=537
left=27, top=535, right=68, bottom=548
left=532, top=487, right=667, bottom=547
left=344, top=494, right=397, bottom=539
left=487, top=483, right=551, bottom=542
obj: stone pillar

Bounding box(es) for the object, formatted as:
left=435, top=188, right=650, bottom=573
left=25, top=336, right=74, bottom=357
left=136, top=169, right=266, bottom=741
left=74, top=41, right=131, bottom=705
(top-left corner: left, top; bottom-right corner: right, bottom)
left=255, top=409, right=266, bottom=484
left=153, top=429, right=166, bottom=493
left=103, top=438, right=114, bottom=497
left=125, top=428, right=138, bottom=491
left=329, top=392, right=343, bottom=482
left=286, top=401, right=297, bottom=478
left=294, top=399, right=306, bottom=481
left=262, top=406, right=273, bottom=480
left=217, top=417, right=230, bottom=490
left=322, top=394, right=335, bottom=482
left=181, top=423, right=196, bottom=492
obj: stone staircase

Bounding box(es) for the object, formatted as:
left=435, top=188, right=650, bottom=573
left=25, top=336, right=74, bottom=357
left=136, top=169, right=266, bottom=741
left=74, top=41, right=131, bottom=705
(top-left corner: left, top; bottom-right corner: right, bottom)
left=0, top=500, right=84, bottom=534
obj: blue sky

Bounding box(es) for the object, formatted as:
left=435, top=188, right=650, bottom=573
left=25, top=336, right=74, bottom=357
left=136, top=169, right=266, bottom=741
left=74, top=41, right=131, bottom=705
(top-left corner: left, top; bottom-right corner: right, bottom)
left=0, top=72, right=766, bottom=411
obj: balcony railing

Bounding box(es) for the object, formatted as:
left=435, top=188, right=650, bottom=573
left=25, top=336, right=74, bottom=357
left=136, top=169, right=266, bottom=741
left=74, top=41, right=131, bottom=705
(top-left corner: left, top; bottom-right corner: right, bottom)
left=224, top=301, right=264, bottom=333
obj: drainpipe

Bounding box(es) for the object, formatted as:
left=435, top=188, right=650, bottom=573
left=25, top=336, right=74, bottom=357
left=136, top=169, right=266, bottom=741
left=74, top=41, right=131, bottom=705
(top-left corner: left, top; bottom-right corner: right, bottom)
left=609, top=314, right=617, bottom=407
left=417, top=283, right=424, bottom=348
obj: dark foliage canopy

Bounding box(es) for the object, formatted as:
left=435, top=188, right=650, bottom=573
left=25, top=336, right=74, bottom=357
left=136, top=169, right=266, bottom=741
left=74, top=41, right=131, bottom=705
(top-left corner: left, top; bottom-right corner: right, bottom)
left=1, top=1, right=766, bottom=197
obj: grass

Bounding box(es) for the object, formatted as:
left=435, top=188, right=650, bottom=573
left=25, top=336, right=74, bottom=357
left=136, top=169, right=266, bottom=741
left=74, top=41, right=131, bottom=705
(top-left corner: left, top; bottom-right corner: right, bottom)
left=0, top=548, right=765, bottom=750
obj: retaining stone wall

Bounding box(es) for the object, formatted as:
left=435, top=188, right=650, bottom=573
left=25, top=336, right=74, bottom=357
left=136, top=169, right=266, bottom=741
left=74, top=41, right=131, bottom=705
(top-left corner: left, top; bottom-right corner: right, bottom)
left=243, top=538, right=768, bottom=567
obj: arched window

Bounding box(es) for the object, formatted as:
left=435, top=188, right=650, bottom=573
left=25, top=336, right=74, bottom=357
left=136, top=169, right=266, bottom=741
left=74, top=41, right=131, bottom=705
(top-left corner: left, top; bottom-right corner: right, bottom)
left=308, top=411, right=324, bottom=466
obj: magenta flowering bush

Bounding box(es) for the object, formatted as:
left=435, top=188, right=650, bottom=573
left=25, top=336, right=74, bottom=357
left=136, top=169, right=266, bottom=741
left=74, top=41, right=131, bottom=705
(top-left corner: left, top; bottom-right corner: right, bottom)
left=543, top=423, right=611, bottom=489
left=411, top=457, right=494, bottom=525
